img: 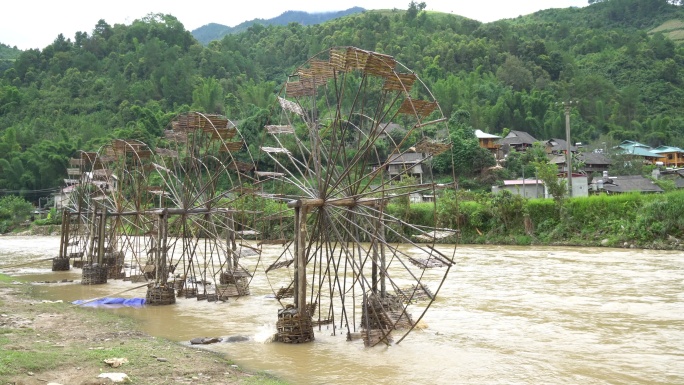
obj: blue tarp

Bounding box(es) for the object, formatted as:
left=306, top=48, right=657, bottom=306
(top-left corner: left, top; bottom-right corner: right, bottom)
left=72, top=297, right=146, bottom=308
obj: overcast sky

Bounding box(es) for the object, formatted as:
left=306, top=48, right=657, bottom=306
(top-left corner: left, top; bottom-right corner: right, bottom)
left=2, top=1, right=588, bottom=50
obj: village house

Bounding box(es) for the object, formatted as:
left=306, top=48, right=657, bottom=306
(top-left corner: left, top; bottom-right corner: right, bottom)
left=544, top=138, right=576, bottom=155
left=54, top=164, right=117, bottom=209
left=491, top=174, right=588, bottom=198
left=475, top=129, right=501, bottom=156
left=381, top=152, right=426, bottom=183
left=590, top=174, right=664, bottom=194
left=548, top=151, right=611, bottom=176
left=497, top=130, right=538, bottom=154
left=651, top=145, right=684, bottom=168
left=577, top=152, right=612, bottom=175
left=374, top=122, right=404, bottom=139
left=617, top=140, right=666, bottom=165
left=491, top=178, right=544, bottom=198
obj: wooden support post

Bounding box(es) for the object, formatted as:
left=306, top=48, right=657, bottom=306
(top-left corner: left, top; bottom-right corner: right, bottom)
left=63, top=211, right=71, bottom=257
left=59, top=209, right=68, bottom=258
left=87, top=205, right=98, bottom=261
left=293, top=206, right=301, bottom=311
left=293, top=205, right=309, bottom=316
left=97, top=207, right=106, bottom=265
left=156, top=209, right=168, bottom=284
left=225, top=212, right=237, bottom=268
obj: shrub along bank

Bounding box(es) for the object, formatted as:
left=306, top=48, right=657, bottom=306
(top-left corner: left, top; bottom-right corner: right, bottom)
left=427, top=189, right=684, bottom=249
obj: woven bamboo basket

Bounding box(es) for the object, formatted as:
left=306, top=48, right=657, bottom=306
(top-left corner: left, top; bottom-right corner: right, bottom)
left=145, top=285, right=176, bottom=305
left=81, top=264, right=108, bottom=285
left=51, top=257, right=70, bottom=271
left=362, top=329, right=393, bottom=347
left=361, top=293, right=413, bottom=331
left=275, top=305, right=314, bottom=344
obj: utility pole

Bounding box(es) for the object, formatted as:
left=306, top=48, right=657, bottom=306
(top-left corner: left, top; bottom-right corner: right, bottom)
left=562, top=101, right=578, bottom=197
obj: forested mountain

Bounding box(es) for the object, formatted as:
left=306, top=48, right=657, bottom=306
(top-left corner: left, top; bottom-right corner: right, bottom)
left=191, top=7, right=365, bottom=45
left=0, top=43, right=20, bottom=74
left=1, top=0, right=684, bottom=200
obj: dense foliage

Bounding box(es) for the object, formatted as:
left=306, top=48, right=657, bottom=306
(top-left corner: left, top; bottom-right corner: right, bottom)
left=0, top=195, right=33, bottom=232
left=435, top=188, right=684, bottom=249
left=0, top=43, right=20, bottom=73
left=2, top=0, right=684, bottom=204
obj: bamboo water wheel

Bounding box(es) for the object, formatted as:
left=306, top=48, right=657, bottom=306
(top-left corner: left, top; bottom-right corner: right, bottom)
left=150, top=112, right=260, bottom=304
left=62, top=150, right=113, bottom=284
left=258, top=47, right=457, bottom=346
left=57, top=152, right=96, bottom=270
left=95, top=139, right=157, bottom=281
left=59, top=113, right=260, bottom=299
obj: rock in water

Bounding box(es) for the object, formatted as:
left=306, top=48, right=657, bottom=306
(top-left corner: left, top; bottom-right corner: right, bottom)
left=224, top=335, right=250, bottom=343
left=190, top=337, right=222, bottom=345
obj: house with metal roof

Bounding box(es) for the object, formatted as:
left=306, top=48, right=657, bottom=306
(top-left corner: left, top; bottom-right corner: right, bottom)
left=651, top=145, right=684, bottom=168
left=475, top=129, right=501, bottom=155
left=491, top=179, right=545, bottom=198
left=492, top=175, right=588, bottom=198
left=617, top=140, right=666, bottom=164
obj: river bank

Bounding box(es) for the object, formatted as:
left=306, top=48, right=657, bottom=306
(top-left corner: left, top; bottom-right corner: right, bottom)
left=8, top=219, right=683, bottom=252
left=0, top=273, right=285, bottom=385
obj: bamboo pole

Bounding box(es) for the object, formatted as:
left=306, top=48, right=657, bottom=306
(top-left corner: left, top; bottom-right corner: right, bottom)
left=97, top=208, right=106, bottom=265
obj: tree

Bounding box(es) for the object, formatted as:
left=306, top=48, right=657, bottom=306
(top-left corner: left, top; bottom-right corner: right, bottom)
left=405, top=1, right=426, bottom=21
left=496, top=55, right=533, bottom=91
left=534, top=160, right=566, bottom=204
left=192, top=77, right=224, bottom=114
left=438, top=110, right=496, bottom=176
left=0, top=195, right=33, bottom=232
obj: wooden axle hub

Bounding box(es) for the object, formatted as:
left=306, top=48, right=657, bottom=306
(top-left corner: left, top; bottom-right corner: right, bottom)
left=286, top=197, right=383, bottom=209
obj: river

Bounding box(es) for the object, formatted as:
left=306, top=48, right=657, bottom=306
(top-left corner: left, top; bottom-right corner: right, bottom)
left=0, top=235, right=682, bottom=385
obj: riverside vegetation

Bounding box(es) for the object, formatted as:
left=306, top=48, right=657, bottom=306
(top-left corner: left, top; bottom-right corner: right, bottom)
left=4, top=188, right=684, bottom=250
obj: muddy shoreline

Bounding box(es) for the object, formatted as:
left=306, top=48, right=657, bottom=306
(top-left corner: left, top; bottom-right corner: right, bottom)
left=0, top=275, right=285, bottom=385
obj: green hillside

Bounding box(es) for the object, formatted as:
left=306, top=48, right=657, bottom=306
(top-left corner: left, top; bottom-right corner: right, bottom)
left=1, top=0, right=684, bottom=200
left=0, top=43, right=21, bottom=74
left=650, top=19, right=684, bottom=44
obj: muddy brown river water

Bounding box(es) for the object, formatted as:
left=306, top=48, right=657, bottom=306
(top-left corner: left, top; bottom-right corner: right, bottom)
left=0, top=235, right=682, bottom=384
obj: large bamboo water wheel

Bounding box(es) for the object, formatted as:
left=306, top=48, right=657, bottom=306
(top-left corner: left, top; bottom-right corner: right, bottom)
left=149, top=112, right=260, bottom=304
left=93, top=139, right=157, bottom=281
left=65, top=150, right=113, bottom=284
left=59, top=113, right=260, bottom=298
left=57, top=152, right=96, bottom=270
left=61, top=148, right=143, bottom=282
left=259, top=47, right=457, bottom=346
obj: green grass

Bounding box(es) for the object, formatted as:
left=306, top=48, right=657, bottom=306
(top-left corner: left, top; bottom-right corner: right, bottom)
left=243, top=372, right=290, bottom=385
left=0, top=274, right=15, bottom=283
left=0, top=336, right=62, bottom=375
